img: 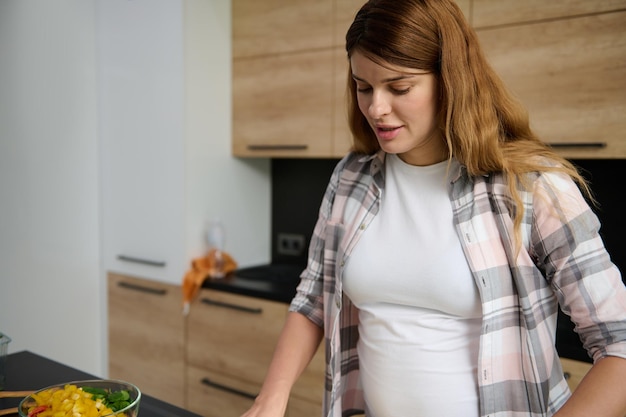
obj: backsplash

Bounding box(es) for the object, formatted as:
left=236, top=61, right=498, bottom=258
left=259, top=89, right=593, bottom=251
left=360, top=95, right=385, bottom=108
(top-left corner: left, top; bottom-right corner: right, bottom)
left=271, top=158, right=340, bottom=265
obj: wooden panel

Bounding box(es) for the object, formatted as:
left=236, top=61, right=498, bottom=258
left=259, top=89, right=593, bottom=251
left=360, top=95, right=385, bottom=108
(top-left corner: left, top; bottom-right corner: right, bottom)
left=477, top=11, right=626, bottom=158
left=333, top=0, right=366, bottom=47
left=233, top=49, right=334, bottom=158
left=287, top=396, right=323, bottom=417
left=187, top=289, right=288, bottom=384
left=560, top=357, right=592, bottom=392
left=186, top=365, right=257, bottom=417
left=108, top=273, right=185, bottom=407
left=233, top=0, right=333, bottom=58
left=473, top=0, right=626, bottom=28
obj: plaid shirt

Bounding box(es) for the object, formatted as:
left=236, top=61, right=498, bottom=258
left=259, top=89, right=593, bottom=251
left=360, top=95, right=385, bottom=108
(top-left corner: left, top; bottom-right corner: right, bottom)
left=289, top=151, right=626, bottom=417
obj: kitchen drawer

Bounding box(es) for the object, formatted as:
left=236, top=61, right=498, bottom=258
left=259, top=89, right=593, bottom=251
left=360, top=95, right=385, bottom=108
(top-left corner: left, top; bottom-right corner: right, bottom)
left=187, top=289, right=289, bottom=384
left=186, top=365, right=258, bottom=417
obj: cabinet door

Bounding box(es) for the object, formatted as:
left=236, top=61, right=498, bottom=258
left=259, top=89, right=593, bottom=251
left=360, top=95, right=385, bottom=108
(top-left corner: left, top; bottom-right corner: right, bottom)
left=473, top=0, right=625, bottom=28
left=97, top=0, right=186, bottom=283
left=559, top=357, right=592, bottom=392
left=477, top=11, right=626, bottom=158
left=187, top=289, right=289, bottom=384
left=233, top=49, right=335, bottom=158
left=107, top=273, right=185, bottom=407
left=233, top=0, right=333, bottom=58
left=186, top=365, right=257, bottom=417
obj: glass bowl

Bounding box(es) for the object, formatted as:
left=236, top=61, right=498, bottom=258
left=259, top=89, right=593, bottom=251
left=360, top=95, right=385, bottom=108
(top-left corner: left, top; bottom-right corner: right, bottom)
left=18, top=379, right=141, bottom=417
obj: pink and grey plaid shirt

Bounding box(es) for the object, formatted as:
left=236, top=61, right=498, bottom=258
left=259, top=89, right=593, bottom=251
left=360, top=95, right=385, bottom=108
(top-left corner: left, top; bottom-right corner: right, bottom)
left=289, top=151, right=626, bottom=417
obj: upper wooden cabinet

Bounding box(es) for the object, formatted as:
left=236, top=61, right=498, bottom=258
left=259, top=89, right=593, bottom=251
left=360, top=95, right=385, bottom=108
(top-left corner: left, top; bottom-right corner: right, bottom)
left=232, top=48, right=335, bottom=157
left=477, top=11, right=626, bottom=158
left=233, top=1, right=625, bottom=159
left=232, top=0, right=333, bottom=58
left=472, top=0, right=626, bottom=28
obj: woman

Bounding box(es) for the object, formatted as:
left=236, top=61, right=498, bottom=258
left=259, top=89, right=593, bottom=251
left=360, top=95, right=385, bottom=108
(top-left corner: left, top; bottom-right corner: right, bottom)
left=241, top=1, right=626, bottom=416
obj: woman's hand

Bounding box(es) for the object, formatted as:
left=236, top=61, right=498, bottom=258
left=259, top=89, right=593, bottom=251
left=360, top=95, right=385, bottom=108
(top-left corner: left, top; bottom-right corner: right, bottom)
left=239, top=394, right=288, bottom=417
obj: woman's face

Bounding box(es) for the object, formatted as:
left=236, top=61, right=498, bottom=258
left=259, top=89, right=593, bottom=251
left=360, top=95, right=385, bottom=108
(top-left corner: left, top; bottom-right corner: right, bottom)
left=350, top=51, right=446, bottom=166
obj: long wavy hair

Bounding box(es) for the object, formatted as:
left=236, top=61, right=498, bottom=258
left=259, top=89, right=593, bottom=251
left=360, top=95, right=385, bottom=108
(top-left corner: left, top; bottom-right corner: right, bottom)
left=345, top=0, right=590, bottom=244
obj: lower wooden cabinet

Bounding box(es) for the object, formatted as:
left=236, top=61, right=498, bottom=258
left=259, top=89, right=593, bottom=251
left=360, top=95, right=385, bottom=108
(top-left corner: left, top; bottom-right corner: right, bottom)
left=186, top=365, right=257, bottom=417
left=560, top=357, right=592, bottom=392
left=107, top=272, right=186, bottom=408
left=107, top=274, right=603, bottom=415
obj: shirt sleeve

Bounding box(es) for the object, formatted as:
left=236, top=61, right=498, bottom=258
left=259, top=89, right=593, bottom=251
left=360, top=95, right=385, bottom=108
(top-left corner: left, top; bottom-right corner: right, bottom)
left=531, top=171, right=626, bottom=361
left=288, top=156, right=348, bottom=328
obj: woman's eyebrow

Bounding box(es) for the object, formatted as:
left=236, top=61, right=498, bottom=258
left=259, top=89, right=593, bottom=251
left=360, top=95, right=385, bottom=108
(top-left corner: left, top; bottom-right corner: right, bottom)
left=351, top=74, right=420, bottom=83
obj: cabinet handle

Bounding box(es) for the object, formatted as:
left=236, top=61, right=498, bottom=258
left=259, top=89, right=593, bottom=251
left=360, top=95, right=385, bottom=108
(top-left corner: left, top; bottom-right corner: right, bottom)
left=247, top=144, right=308, bottom=151
left=117, top=255, right=166, bottom=267
left=117, top=281, right=167, bottom=296
left=201, top=378, right=257, bottom=400
left=200, top=298, right=262, bottom=314
left=548, top=142, right=607, bottom=149
left=563, top=371, right=571, bottom=380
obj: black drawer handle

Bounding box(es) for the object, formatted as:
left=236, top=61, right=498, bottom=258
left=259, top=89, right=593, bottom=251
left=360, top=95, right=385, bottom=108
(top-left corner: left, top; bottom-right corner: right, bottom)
left=118, top=281, right=167, bottom=296
left=201, top=378, right=257, bottom=400
left=247, top=144, right=308, bottom=151
left=548, top=142, right=607, bottom=149
left=200, top=298, right=262, bottom=314
left=117, top=255, right=166, bottom=267
left=563, top=371, right=571, bottom=380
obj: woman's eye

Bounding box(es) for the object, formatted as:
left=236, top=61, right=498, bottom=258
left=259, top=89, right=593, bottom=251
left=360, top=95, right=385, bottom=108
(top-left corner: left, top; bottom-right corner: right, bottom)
left=356, top=85, right=372, bottom=93
left=391, top=86, right=410, bottom=95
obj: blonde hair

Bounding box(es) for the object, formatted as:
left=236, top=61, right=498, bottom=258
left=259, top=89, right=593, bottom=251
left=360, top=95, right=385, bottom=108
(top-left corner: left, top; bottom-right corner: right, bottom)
left=345, top=0, right=590, bottom=243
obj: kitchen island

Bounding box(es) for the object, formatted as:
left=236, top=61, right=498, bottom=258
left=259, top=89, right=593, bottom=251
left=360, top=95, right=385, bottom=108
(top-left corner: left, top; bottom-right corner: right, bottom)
left=0, top=351, right=201, bottom=417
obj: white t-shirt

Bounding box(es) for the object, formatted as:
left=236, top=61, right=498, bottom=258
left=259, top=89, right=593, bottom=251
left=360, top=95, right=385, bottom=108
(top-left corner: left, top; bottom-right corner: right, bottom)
left=343, top=154, right=482, bottom=417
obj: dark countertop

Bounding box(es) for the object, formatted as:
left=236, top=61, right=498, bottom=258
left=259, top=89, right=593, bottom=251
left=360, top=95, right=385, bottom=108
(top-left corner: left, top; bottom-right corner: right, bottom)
left=202, top=263, right=304, bottom=304
left=0, top=351, right=202, bottom=417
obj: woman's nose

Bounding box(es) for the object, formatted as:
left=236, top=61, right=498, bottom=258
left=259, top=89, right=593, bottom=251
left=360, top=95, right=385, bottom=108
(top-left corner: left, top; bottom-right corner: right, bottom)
left=368, top=92, right=391, bottom=119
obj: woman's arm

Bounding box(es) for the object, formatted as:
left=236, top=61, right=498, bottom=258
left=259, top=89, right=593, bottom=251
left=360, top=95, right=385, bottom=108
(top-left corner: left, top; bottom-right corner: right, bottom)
left=240, top=311, right=324, bottom=417
left=554, top=356, right=626, bottom=417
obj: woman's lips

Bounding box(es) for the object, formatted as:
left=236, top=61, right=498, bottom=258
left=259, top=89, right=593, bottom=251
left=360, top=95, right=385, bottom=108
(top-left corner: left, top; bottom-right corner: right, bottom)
left=376, top=125, right=402, bottom=140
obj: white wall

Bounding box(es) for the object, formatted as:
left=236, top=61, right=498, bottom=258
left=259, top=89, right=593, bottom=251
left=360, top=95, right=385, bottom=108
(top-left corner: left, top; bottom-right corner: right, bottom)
left=0, top=0, right=102, bottom=373
left=0, top=0, right=270, bottom=376
left=183, top=0, right=271, bottom=268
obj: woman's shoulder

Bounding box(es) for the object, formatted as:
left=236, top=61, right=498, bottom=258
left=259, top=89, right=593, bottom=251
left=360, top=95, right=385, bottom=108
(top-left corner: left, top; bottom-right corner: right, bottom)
left=333, top=151, right=383, bottom=178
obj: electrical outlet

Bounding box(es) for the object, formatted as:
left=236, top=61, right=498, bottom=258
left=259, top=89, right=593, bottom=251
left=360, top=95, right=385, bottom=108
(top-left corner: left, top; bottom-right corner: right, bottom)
left=277, top=233, right=306, bottom=256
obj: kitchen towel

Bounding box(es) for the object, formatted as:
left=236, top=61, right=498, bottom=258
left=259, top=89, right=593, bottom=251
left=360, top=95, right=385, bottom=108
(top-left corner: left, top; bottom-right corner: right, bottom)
left=182, top=248, right=237, bottom=315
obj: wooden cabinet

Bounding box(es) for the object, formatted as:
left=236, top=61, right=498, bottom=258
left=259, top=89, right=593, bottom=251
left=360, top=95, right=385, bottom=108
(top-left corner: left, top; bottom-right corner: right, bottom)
left=186, top=289, right=325, bottom=416
left=476, top=10, right=626, bottom=159
left=233, top=1, right=624, bottom=160
left=186, top=289, right=286, bottom=416
left=232, top=0, right=364, bottom=158
left=472, top=0, right=625, bottom=28
left=232, top=0, right=333, bottom=58
left=559, top=357, right=592, bottom=392
left=232, top=49, right=335, bottom=157
left=107, top=273, right=186, bottom=408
